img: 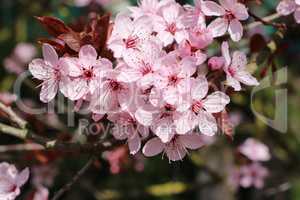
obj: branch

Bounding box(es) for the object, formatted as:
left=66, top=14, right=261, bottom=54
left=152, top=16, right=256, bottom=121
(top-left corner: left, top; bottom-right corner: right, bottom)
left=0, top=143, right=44, bottom=152
left=247, top=12, right=285, bottom=30
left=0, top=122, right=28, bottom=139
left=0, top=102, right=27, bottom=129
left=51, top=156, right=96, bottom=200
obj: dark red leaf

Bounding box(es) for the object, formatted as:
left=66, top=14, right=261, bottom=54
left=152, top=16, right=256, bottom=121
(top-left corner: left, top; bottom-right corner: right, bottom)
left=36, top=16, right=71, bottom=37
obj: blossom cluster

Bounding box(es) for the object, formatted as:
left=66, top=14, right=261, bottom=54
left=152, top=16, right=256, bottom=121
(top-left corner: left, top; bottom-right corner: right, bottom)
left=231, top=138, right=270, bottom=189
left=277, top=0, right=300, bottom=23
left=29, top=0, right=260, bottom=162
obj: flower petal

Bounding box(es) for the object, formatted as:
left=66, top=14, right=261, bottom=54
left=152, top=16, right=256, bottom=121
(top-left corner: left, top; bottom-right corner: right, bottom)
left=201, top=1, right=226, bottom=16
left=42, top=44, right=58, bottom=66
left=207, top=17, right=228, bottom=38
left=142, top=137, right=164, bottom=157
left=228, top=19, right=243, bottom=42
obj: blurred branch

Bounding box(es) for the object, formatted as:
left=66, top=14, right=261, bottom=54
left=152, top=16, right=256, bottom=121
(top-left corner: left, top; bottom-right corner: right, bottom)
left=247, top=12, right=284, bottom=30
left=0, top=143, right=44, bottom=152
left=0, top=102, right=27, bottom=128
left=0, top=122, right=28, bottom=139
left=52, top=156, right=96, bottom=200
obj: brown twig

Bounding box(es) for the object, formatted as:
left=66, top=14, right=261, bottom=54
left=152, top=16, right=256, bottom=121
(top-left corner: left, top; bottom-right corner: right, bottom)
left=0, top=102, right=27, bottom=129
left=247, top=12, right=286, bottom=30
left=51, top=156, right=96, bottom=200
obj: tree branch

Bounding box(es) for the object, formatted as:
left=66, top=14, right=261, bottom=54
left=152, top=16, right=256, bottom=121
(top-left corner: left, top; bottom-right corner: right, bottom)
left=247, top=12, right=285, bottom=30
left=0, top=102, right=27, bottom=129
left=51, top=156, right=96, bottom=200
left=0, top=122, right=28, bottom=139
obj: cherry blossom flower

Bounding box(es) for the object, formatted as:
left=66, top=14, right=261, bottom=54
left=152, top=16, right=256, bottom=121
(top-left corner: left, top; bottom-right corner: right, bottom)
left=0, top=162, right=30, bottom=200
left=238, top=138, right=271, bottom=162
left=221, top=42, right=259, bottom=91
left=142, top=132, right=204, bottom=161
left=208, top=56, right=225, bottom=70
left=29, top=44, right=64, bottom=102
left=108, top=111, right=149, bottom=155
left=118, top=41, right=164, bottom=88
left=177, top=41, right=207, bottom=66
left=107, top=14, right=153, bottom=58
left=128, top=0, right=175, bottom=19
left=60, top=45, right=112, bottom=100
left=202, top=0, right=249, bottom=41
left=239, top=163, right=269, bottom=189
left=175, top=76, right=230, bottom=136
left=277, top=0, right=300, bottom=23
left=153, top=2, right=188, bottom=46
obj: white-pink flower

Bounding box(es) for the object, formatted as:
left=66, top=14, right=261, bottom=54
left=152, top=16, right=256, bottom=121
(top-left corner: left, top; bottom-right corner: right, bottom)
left=277, top=0, right=300, bottom=23
left=202, top=0, right=249, bottom=41
left=142, top=132, right=204, bottom=161
left=0, top=162, right=30, bottom=200
left=238, top=138, right=271, bottom=162
left=29, top=44, right=63, bottom=102
left=107, top=14, right=153, bottom=58
left=60, top=45, right=112, bottom=100
left=175, top=76, right=230, bottom=136
left=153, top=2, right=188, bottom=46
left=108, top=111, right=149, bottom=155
left=221, top=42, right=259, bottom=91
left=239, top=163, right=269, bottom=189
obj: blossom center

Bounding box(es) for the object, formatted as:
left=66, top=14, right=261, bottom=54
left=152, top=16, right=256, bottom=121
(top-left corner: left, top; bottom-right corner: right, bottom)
left=124, top=36, right=138, bottom=49
left=83, top=68, right=94, bottom=79
left=141, top=63, right=153, bottom=75
left=224, top=11, right=235, bottom=21
left=166, top=23, right=177, bottom=35
left=109, top=80, right=121, bottom=91
left=192, top=101, right=203, bottom=113
left=228, top=66, right=236, bottom=76
left=168, top=75, right=181, bottom=86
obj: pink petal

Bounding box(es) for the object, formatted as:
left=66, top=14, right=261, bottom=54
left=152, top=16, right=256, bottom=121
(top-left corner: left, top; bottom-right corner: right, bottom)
left=61, top=57, right=82, bottom=77
left=152, top=117, right=175, bottom=143
left=235, top=70, right=259, bottom=86
left=231, top=51, right=247, bottom=69
left=135, top=108, right=153, bottom=126
left=40, top=79, right=58, bottom=103
left=207, top=17, right=228, bottom=38
left=276, top=0, right=296, bottom=16
left=231, top=3, right=249, bottom=20
left=191, top=76, right=208, bottom=100
left=162, top=3, right=180, bottom=23
left=42, top=44, right=58, bottom=66
left=221, top=42, right=231, bottom=67
left=79, top=45, right=98, bottom=61
left=201, top=1, right=226, bottom=16
left=128, top=133, right=141, bottom=155
left=179, top=133, right=204, bottom=150
left=197, top=112, right=218, bottom=136
left=165, top=142, right=187, bottom=161
left=208, top=56, right=225, bottom=70
left=175, top=111, right=195, bottom=135
left=219, top=0, right=237, bottom=11
left=228, top=19, right=243, bottom=42
left=16, top=168, right=30, bottom=187
left=294, top=7, right=300, bottom=23
left=226, top=74, right=242, bottom=91
left=29, top=59, right=53, bottom=80
left=59, top=77, right=88, bottom=101
left=203, top=91, right=230, bottom=113
left=142, top=137, right=164, bottom=157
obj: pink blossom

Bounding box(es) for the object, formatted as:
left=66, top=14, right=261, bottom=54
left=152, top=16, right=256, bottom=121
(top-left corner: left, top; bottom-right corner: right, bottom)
left=118, top=41, right=164, bottom=88
left=60, top=45, right=112, bottom=100
left=0, top=162, right=30, bottom=200
left=208, top=56, right=225, bottom=70
left=175, top=76, right=230, bottom=136
left=107, top=14, right=153, bottom=58
left=177, top=41, right=207, bottom=66
left=142, top=132, right=205, bottom=161
left=238, top=138, right=271, bottom=162
left=29, top=44, right=64, bottom=102
left=108, top=111, right=149, bottom=155
left=277, top=0, right=300, bottom=23
left=30, top=186, right=49, bottom=200
left=239, top=163, right=269, bottom=189
left=128, top=0, right=174, bottom=19
left=153, top=2, right=188, bottom=46
left=202, top=0, right=249, bottom=41
left=221, top=42, right=259, bottom=91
